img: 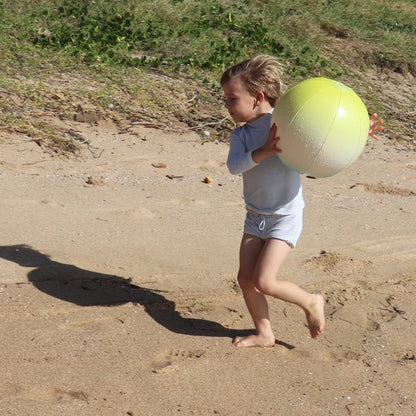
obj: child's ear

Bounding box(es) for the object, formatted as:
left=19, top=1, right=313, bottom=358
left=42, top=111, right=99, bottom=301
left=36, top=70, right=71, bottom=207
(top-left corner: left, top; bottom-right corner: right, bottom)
left=255, top=92, right=265, bottom=105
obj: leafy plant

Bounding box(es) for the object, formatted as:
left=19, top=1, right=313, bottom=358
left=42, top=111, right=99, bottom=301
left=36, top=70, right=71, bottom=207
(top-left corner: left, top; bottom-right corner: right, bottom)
left=0, top=0, right=415, bottom=152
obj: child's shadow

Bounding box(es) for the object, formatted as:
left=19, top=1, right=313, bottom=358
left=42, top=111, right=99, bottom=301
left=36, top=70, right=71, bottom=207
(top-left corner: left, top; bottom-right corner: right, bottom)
left=0, top=244, right=251, bottom=340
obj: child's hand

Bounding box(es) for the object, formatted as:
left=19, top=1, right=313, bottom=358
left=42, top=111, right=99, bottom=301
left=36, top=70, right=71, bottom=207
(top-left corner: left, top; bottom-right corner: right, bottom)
left=369, top=113, right=383, bottom=140
left=251, top=123, right=281, bottom=163
left=269, top=123, right=282, bottom=153
left=263, top=122, right=281, bottom=154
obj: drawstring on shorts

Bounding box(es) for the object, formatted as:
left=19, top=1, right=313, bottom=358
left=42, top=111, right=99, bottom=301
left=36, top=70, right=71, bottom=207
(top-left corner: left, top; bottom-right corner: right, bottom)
left=246, top=207, right=267, bottom=232
left=259, top=215, right=266, bottom=231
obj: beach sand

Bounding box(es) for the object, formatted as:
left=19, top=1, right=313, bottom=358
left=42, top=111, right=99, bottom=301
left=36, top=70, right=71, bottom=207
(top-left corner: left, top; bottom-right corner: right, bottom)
left=1, top=115, right=415, bottom=415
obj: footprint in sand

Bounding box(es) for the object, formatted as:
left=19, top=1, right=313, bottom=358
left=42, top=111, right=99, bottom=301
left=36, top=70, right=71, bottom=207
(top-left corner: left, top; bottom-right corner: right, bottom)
left=26, top=387, right=89, bottom=403
left=366, top=306, right=399, bottom=331
left=151, top=349, right=205, bottom=374
left=325, top=276, right=411, bottom=335
left=350, top=182, right=416, bottom=197
left=331, top=301, right=398, bottom=332
left=1, top=384, right=89, bottom=403
left=305, top=250, right=372, bottom=277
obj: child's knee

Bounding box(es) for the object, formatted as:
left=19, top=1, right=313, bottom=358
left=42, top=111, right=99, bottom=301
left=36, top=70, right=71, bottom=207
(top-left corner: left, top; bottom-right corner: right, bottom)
left=255, top=277, right=274, bottom=295
left=237, top=271, right=253, bottom=289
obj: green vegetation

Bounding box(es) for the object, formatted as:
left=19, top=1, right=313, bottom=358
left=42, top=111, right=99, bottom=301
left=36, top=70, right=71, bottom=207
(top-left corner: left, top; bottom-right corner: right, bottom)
left=0, top=0, right=415, bottom=152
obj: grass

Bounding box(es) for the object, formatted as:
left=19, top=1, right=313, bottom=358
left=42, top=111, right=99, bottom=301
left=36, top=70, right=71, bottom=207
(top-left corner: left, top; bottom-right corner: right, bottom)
left=0, top=0, right=415, bottom=153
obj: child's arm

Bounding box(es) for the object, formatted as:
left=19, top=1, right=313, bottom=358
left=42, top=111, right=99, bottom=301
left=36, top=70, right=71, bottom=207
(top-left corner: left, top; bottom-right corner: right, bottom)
left=227, top=129, right=259, bottom=175
left=252, top=123, right=281, bottom=164
left=369, top=113, right=383, bottom=140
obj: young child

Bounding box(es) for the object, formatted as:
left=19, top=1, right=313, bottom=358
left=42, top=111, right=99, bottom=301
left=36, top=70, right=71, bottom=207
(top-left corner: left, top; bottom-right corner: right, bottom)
left=221, top=55, right=383, bottom=348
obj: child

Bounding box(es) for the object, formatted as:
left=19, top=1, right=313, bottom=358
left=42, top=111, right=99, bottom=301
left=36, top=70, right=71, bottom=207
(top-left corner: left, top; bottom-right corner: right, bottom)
left=221, top=55, right=383, bottom=348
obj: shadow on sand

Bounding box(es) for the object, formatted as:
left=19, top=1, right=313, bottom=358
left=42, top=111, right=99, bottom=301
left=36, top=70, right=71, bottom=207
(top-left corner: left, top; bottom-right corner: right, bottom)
left=0, top=244, right=263, bottom=342
left=0, top=244, right=294, bottom=348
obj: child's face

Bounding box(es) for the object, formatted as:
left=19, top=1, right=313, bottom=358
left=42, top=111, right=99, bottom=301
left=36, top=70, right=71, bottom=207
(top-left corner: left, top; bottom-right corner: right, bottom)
left=223, top=76, right=258, bottom=123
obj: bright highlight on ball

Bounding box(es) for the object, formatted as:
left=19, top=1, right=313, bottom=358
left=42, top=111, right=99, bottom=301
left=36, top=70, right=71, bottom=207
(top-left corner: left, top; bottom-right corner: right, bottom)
left=272, top=77, right=370, bottom=178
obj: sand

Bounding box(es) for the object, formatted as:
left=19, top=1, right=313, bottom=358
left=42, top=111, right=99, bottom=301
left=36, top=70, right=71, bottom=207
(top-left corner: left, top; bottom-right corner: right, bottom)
left=1, top=116, right=415, bottom=415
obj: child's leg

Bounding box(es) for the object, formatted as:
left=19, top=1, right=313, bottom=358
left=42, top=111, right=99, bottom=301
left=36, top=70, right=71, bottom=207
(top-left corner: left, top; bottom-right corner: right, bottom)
left=234, top=235, right=325, bottom=348
left=254, top=238, right=325, bottom=339
left=233, top=234, right=279, bottom=348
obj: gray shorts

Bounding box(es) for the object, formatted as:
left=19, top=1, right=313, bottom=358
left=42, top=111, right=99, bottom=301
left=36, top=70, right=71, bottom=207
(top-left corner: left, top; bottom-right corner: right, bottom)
left=244, top=210, right=303, bottom=248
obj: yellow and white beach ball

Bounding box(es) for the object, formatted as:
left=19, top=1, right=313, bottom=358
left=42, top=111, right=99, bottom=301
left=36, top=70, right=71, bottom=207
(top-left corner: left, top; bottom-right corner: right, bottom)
left=272, top=77, right=370, bottom=178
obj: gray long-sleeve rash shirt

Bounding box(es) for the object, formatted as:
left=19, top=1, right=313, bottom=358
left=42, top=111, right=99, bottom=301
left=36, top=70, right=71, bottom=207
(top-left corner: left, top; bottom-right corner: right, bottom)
left=227, top=111, right=305, bottom=216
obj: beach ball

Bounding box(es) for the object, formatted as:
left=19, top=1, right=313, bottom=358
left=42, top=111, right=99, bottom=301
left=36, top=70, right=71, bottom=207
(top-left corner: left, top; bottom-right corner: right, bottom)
left=271, top=77, right=370, bottom=178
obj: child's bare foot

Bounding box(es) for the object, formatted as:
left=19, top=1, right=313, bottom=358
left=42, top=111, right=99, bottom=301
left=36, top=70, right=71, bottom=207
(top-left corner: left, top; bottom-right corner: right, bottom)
left=305, top=294, right=325, bottom=338
left=232, top=334, right=275, bottom=348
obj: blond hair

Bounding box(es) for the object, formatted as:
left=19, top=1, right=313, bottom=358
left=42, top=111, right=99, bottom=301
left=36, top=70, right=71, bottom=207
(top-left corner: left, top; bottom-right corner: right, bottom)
left=220, top=55, right=284, bottom=107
